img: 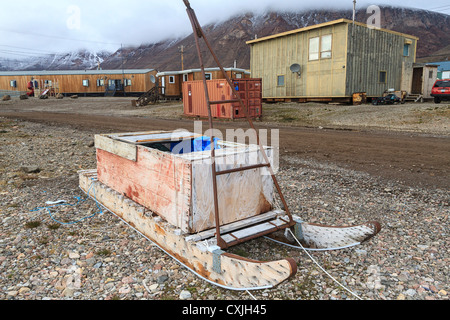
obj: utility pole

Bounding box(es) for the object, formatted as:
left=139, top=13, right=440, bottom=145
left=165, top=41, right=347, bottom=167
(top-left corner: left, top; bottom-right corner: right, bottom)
left=121, top=43, right=125, bottom=95
left=179, top=45, right=185, bottom=70
left=352, top=0, right=356, bottom=37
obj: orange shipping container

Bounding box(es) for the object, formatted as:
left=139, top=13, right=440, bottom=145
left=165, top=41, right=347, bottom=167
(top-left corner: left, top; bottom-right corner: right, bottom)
left=183, top=79, right=262, bottom=119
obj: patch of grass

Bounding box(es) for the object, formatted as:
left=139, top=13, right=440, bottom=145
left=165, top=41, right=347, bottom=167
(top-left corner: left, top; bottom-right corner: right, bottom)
left=25, top=220, right=41, bottom=229
left=230, top=248, right=250, bottom=258
left=39, top=236, right=49, bottom=245
left=47, top=223, right=61, bottom=230
left=96, top=249, right=112, bottom=257
left=279, top=114, right=298, bottom=122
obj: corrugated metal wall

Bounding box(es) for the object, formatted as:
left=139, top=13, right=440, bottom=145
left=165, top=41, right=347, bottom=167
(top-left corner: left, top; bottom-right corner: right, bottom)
left=345, top=23, right=417, bottom=97
left=182, top=79, right=262, bottom=119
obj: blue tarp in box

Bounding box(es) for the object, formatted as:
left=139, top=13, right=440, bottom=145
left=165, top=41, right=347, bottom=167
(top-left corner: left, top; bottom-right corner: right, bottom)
left=170, top=136, right=220, bottom=154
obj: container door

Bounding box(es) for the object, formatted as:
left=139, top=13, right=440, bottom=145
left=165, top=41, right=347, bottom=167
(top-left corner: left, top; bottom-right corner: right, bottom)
left=187, top=84, right=193, bottom=114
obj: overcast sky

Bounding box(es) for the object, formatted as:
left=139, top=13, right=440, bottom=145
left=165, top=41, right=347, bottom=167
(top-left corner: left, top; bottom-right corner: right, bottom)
left=0, top=0, right=448, bottom=60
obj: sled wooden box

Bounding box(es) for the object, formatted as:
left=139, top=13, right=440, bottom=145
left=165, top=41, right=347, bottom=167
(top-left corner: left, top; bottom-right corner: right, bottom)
left=95, top=131, right=275, bottom=234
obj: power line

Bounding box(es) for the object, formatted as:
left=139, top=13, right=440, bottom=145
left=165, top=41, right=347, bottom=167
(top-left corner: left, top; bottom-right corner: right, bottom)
left=0, top=44, right=57, bottom=55
left=0, top=49, right=53, bottom=57
left=426, top=4, right=450, bottom=10
left=0, top=28, right=122, bottom=46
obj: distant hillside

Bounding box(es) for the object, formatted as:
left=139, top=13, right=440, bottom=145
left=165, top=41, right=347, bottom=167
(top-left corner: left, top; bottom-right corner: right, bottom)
left=416, top=44, right=450, bottom=63
left=100, top=6, right=450, bottom=71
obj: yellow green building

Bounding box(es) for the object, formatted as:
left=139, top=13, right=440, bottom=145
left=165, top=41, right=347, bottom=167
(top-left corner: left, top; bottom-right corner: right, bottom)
left=246, top=19, right=419, bottom=102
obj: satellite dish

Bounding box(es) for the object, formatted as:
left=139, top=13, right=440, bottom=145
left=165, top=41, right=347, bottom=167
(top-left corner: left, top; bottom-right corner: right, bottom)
left=290, top=63, right=301, bottom=78
left=290, top=63, right=301, bottom=73
left=150, top=75, right=156, bottom=84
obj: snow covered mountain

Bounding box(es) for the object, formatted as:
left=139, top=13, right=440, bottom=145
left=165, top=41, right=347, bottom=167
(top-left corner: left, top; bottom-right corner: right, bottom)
left=0, top=50, right=112, bottom=71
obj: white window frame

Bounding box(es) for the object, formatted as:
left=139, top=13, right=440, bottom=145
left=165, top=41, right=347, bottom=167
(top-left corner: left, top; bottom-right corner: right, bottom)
left=169, top=76, right=175, bottom=84
left=320, top=34, right=332, bottom=59
left=309, top=37, right=320, bottom=61
left=309, top=34, right=333, bottom=61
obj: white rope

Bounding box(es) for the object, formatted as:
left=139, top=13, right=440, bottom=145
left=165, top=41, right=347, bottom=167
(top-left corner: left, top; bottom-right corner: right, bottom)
left=287, top=229, right=363, bottom=300
left=246, top=290, right=257, bottom=300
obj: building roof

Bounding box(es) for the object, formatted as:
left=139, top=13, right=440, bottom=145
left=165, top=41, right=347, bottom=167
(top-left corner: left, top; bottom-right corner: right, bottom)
left=429, top=61, right=450, bottom=71
left=246, top=18, right=419, bottom=45
left=156, top=67, right=250, bottom=77
left=0, top=69, right=154, bottom=76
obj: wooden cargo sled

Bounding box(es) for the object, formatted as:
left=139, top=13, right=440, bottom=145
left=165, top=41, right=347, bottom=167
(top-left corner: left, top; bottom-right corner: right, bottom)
left=79, top=0, right=381, bottom=291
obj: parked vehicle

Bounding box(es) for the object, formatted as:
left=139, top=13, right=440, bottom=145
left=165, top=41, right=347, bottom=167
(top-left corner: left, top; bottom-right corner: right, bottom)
left=372, top=93, right=404, bottom=105
left=431, top=79, right=450, bottom=104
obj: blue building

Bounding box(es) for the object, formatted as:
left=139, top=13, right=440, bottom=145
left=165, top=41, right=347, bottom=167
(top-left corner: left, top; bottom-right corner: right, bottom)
left=430, top=61, right=450, bottom=79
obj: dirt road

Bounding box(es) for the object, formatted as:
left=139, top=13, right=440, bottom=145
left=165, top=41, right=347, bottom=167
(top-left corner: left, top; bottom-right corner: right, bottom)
left=1, top=108, right=448, bottom=190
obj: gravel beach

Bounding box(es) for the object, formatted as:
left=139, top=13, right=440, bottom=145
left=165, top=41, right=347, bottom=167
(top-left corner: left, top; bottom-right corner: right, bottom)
left=0, top=99, right=448, bottom=302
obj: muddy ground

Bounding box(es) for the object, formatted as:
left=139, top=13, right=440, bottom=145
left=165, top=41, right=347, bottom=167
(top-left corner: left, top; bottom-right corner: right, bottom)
left=0, top=97, right=449, bottom=190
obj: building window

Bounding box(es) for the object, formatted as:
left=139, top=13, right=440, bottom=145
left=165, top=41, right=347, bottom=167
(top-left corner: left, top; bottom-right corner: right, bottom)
left=321, top=34, right=332, bottom=59
left=183, top=74, right=188, bottom=82
left=82, top=80, right=89, bottom=87
left=429, top=70, right=434, bottom=79
left=309, top=35, right=332, bottom=61
left=96, top=79, right=105, bottom=87
left=309, top=37, right=320, bottom=61
left=403, top=44, right=410, bottom=57
left=205, top=73, right=212, bottom=80
left=169, top=76, right=175, bottom=84
left=379, top=71, right=387, bottom=83
left=277, top=75, right=285, bottom=87
left=10, top=80, right=17, bottom=88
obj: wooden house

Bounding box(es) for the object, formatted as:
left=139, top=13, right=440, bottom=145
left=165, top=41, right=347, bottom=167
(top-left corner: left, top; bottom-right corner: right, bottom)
left=156, top=67, right=250, bottom=99
left=246, top=19, right=419, bottom=102
left=0, top=69, right=157, bottom=97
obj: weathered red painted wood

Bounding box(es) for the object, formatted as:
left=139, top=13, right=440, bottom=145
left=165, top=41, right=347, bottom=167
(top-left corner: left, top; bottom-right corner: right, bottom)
left=97, top=147, right=192, bottom=232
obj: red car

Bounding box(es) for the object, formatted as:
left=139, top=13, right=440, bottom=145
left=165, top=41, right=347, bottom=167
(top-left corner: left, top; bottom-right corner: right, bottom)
left=431, top=79, right=450, bottom=103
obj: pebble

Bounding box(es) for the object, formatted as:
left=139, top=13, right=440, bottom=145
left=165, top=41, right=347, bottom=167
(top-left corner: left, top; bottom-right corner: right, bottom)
left=0, top=118, right=448, bottom=301
left=179, top=290, right=192, bottom=300
left=405, top=289, right=417, bottom=297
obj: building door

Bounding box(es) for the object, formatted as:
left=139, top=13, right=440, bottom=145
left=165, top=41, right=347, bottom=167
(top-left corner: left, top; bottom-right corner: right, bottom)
left=411, top=67, right=423, bottom=94
left=108, top=80, right=123, bottom=91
